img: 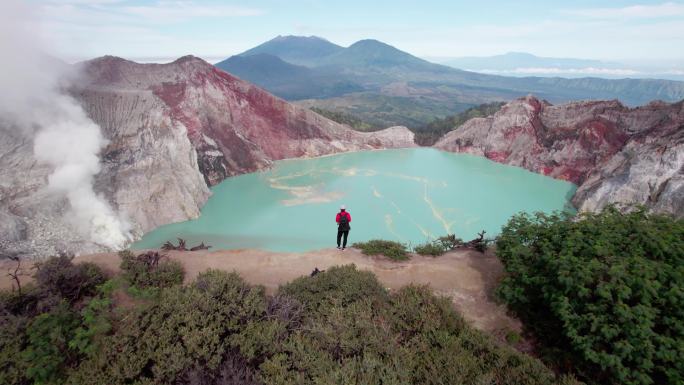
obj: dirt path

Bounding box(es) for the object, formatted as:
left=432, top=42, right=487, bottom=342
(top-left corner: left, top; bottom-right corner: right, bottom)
left=0, top=247, right=521, bottom=338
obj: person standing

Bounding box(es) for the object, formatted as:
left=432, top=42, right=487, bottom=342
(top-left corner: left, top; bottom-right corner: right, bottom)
left=336, top=205, right=351, bottom=250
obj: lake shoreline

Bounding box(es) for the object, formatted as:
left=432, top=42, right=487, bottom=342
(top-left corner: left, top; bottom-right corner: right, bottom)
left=134, top=148, right=577, bottom=252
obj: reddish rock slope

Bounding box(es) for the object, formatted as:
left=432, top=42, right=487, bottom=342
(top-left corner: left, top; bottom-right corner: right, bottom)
left=77, top=56, right=415, bottom=185
left=435, top=96, right=683, bottom=217
left=73, top=55, right=414, bottom=235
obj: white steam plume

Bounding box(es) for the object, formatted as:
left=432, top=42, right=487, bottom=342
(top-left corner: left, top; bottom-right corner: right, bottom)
left=0, top=0, right=131, bottom=249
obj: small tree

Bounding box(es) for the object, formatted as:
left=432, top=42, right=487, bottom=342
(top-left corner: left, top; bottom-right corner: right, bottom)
left=119, top=250, right=184, bottom=288
left=34, top=254, right=105, bottom=302
left=6, top=256, right=26, bottom=295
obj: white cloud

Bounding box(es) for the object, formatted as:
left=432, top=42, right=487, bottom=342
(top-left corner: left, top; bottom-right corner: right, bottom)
left=121, top=1, right=264, bottom=23
left=43, top=0, right=127, bottom=4
left=40, top=1, right=264, bottom=26
left=565, top=2, right=684, bottom=19
left=35, top=0, right=266, bottom=60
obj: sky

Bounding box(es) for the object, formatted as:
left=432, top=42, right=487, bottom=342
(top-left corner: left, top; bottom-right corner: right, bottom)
left=24, top=0, right=684, bottom=66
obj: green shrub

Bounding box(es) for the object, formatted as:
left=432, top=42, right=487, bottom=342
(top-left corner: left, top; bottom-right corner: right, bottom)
left=0, top=314, right=30, bottom=385
left=280, top=265, right=388, bottom=313
left=68, top=270, right=266, bottom=385
left=69, top=281, right=115, bottom=357
left=352, top=239, right=409, bottom=261
left=265, top=266, right=577, bottom=385
left=176, top=350, right=261, bottom=385
left=414, top=234, right=471, bottom=256
left=151, top=259, right=184, bottom=286
left=436, top=234, right=463, bottom=250
left=506, top=330, right=522, bottom=345
left=34, top=255, right=105, bottom=303
left=496, top=207, right=684, bottom=385
left=119, top=250, right=184, bottom=289
left=0, top=285, right=42, bottom=317
left=414, top=241, right=447, bottom=256
left=23, top=301, right=80, bottom=384
left=2, top=257, right=581, bottom=385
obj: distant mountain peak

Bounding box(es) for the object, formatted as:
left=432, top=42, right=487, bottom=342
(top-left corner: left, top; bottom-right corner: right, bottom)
left=350, top=39, right=387, bottom=46
left=239, top=35, right=344, bottom=66
left=347, top=39, right=402, bottom=52
left=172, top=55, right=206, bottom=64
left=503, top=52, right=538, bottom=58
left=87, top=55, right=135, bottom=65
left=271, top=35, right=331, bottom=42
left=323, top=39, right=443, bottom=71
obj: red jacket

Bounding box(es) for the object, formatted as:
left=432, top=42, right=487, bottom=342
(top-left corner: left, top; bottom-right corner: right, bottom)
left=336, top=211, right=351, bottom=224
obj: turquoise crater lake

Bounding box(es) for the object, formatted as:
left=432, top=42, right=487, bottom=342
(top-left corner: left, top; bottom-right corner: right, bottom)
left=134, top=148, right=576, bottom=252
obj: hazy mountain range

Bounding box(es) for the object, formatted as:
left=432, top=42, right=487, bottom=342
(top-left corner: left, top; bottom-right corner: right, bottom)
left=215, top=36, right=684, bottom=127
left=433, top=52, right=684, bottom=81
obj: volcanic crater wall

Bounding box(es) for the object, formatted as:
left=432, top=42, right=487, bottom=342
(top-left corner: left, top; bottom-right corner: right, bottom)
left=0, top=55, right=416, bottom=257
left=434, top=96, right=684, bottom=218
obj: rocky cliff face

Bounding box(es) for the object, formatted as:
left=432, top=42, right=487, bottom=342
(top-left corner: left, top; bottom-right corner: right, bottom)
left=434, top=96, right=684, bottom=218
left=78, top=56, right=415, bottom=184
left=0, top=56, right=415, bottom=257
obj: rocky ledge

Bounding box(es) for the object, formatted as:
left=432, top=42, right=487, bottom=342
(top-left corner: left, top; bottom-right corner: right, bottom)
left=434, top=95, right=683, bottom=218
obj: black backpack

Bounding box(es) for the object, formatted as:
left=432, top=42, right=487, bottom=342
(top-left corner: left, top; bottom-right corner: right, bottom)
left=339, top=213, right=350, bottom=231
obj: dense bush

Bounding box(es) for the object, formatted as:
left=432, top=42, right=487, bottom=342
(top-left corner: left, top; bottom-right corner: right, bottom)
left=119, top=250, right=184, bottom=288
left=280, top=265, right=388, bottom=313
left=22, top=301, right=81, bottom=384
left=34, top=254, right=105, bottom=303
left=67, top=270, right=266, bottom=384
left=435, top=234, right=464, bottom=250
left=0, top=286, right=43, bottom=318
left=0, top=256, right=117, bottom=385
left=496, top=207, right=684, bottom=385
left=352, top=239, right=409, bottom=261
left=265, top=265, right=579, bottom=385
left=414, top=234, right=469, bottom=256
left=413, top=241, right=446, bottom=256
left=0, top=313, right=30, bottom=385
left=68, top=280, right=115, bottom=357
left=1, top=261, right=579, bottom=385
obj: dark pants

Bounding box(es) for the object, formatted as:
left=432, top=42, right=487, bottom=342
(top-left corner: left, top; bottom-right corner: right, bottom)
left=337, top=230, right=349, bottom=248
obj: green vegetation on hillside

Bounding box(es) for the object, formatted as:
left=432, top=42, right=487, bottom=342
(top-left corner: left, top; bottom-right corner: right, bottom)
left=414, top=102, right=505, bottom=145
left=307, top=100, right=504, bottom=145
left=299, top=92, right=474, bottom=129
left=1, top=253, right=579, bottom=385
left=310, top=107, right=382, bottom=131
left=496, top=207, right=684, bottom=385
